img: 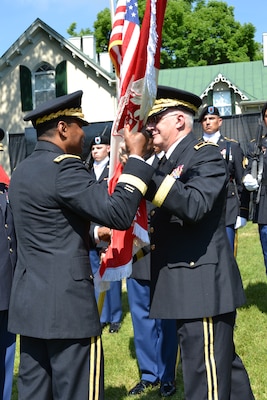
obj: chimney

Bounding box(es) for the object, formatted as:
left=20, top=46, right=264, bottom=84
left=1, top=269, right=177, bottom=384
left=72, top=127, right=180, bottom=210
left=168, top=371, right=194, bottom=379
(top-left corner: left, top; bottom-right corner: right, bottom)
left=68, top=36, right=82, bottom=51
left=98, top=52, right=113, bottom=74
left=81, top=35, right=96, bottom=62
left=68, top=36, right=96, bottom=62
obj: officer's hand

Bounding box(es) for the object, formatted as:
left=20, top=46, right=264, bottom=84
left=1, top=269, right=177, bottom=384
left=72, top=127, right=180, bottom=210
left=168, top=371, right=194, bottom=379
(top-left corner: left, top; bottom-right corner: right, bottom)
left=243, top=174, right=259, bottom=191
left=118, top=142, right=129, bottom=166
left=124, top=124, right=149, bottom=158
left=234, top=216, right=247, bottom=230
left=97, top=226, right=111, bottom=243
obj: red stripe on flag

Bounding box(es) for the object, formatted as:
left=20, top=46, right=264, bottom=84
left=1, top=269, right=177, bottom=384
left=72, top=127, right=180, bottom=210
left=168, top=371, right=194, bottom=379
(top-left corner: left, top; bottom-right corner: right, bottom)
left=109, top=1, right=139, bottom=79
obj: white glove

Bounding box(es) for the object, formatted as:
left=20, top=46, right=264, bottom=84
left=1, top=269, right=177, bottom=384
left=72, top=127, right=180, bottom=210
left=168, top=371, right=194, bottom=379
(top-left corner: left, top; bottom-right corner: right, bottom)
left=243, top=174, right=259, bottom=191
left=234, top=216, right=247, bottom=229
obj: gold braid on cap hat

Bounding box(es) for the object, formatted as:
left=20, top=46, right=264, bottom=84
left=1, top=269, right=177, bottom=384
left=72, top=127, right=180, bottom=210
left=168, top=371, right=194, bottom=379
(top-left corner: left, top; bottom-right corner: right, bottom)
left=148, top=98, right=198, bottom=117
left=36, top=108, right=85, bottom=126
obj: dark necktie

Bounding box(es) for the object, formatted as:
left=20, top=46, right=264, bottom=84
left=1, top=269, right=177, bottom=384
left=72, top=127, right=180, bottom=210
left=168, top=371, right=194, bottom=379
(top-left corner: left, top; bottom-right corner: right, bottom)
left=159, top=154, right=167, bottom=165
left=158, top=154, right=168, bottom=172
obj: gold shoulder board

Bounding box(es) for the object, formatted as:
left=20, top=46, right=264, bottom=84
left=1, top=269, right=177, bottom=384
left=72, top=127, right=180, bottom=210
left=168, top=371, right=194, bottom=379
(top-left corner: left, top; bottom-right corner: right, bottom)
left=53, top=154, right=81, bottom=163
left=243, top=157, right=248, bottom=168
left=224, top=136, right=238, bottom=143
left=194, top=141, right=218, bottom=150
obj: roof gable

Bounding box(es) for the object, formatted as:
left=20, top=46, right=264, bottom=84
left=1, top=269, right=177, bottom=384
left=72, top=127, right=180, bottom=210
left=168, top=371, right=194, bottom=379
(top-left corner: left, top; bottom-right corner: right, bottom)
left=158, top=60, right=267, bottom=103
left=201, top=72, right=249, bottom=100
left=0, top=18, right=116, bottom=86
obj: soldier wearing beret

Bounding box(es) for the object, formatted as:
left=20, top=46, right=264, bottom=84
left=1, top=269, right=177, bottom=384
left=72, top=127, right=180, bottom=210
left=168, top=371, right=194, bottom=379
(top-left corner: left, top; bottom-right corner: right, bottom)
left=243, top=102, right=267, bottom=275
left=198, top=105, right=249, bottom=254
left=88, top=135, right=123, bottom=333
left=7, top=90, right=154, bottom=400
left=144, top=86, right=254, bottom=399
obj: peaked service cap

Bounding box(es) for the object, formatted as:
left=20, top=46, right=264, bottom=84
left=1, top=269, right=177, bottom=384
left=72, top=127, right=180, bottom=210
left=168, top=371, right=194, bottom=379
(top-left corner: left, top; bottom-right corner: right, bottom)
left=148, top=85, right=202, bottom=118
left=24, top=90, right=89, bottom=128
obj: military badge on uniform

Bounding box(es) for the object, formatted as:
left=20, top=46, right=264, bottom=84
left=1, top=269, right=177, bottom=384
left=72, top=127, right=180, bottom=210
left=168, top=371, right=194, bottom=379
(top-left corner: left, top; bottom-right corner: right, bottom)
left=220, top=147, right=232, bottom=161
left=171, top=165, right=184, bottom=179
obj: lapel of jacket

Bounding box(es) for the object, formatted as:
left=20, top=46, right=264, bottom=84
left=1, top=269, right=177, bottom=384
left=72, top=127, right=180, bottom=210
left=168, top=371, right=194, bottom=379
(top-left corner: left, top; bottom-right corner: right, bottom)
left=160, top=132, right=196, bottom=175
left=98, top=162, right=109, bottom=182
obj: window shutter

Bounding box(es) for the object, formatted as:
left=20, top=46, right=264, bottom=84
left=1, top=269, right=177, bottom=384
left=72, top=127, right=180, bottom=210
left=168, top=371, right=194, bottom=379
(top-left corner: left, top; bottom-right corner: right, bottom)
left=231, top=89, right=235, bottom=115
left=20, top=65, right=33, bottom=111
left=55, top=61, right=67, bottom=97
left=207, top=90, right=213, bottom=105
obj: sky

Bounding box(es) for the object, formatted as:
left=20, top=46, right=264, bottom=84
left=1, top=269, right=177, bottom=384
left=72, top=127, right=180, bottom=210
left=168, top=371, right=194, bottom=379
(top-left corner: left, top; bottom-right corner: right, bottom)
left=0, top=0, right=265, bottom=57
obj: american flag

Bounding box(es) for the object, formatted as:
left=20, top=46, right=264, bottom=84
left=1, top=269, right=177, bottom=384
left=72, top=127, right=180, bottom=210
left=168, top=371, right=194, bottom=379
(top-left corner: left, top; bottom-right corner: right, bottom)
left=109, top=0, right=140, bottom=91
left=108, top=0, right=167, bottom=174
left=96, top=0, right=167, bottom=285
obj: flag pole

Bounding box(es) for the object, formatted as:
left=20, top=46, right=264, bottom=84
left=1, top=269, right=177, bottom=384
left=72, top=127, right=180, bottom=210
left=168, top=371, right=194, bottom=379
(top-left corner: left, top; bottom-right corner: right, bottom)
left=110, top=0, right=115, bottom=24
left=97, top=0, right=116, bottom=318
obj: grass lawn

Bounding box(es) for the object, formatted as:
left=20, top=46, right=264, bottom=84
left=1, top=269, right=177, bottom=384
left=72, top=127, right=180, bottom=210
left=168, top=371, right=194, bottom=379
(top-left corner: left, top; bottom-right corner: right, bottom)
left=11, top=222, right=267, bottom=399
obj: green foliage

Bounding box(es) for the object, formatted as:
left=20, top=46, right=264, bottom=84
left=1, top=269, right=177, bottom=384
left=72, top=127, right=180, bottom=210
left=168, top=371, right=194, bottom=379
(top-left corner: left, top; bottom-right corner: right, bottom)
left=161, top=0, right=259, bottom=67
left=73, top=0, right=262, bottom=69
left=93, top=8, right=113, bottom=53
left=67, top=22, right=93, bottom=37
left=12, top=222, right=267, bottom=399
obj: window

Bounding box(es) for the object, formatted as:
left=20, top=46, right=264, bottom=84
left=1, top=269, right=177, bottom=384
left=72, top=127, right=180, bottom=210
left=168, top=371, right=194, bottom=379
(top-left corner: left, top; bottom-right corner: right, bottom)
left=213, top=90, right=232, bottom=116
left=33, top=63, right=55, bottom=108
left=20, top=61, right=67, bottom=112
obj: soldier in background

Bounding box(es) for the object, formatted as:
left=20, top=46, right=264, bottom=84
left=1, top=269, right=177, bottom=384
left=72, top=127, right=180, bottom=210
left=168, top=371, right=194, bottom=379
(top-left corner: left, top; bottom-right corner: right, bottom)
left=0, top=161, right=16, bottom=400
left=126, top=144, right=178, bottom=398
left=199, top=105, right=249, bottom=254
left=88, top=135, right=122, bottom=333
left=243, top=102, right=267, bottom=275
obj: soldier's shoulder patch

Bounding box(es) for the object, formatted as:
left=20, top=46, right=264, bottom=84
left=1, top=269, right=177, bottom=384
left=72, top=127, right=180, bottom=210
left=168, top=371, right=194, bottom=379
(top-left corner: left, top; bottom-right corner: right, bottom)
left=53, top=154, right=81, bottom=163
left=224, top=136, right=238, bottom=143
left=194, top=141, right=218, bottom=150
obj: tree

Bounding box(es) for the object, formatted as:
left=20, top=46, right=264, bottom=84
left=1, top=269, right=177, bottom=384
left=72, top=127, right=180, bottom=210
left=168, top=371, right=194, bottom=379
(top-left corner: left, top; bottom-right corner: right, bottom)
left=67, top=22, right=93, bottom=37
left=67, top=0, right=262, bottom=68
left=160, top=0, right=261, bottom=68
left=67, top=9, right=112, bottom=54
left=93, top=8, right=113, bottom=53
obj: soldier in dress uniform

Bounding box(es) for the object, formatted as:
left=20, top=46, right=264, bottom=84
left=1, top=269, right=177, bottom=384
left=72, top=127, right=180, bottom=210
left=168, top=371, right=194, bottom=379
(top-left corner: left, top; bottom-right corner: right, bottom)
left=243, top=102, right=267, bottom=275
left=0, top=165, right=16, bottom=400
left=127, top=213, right=178, bottom=398
left=128, top=146, right=178, bottom=398
left=144, top=85, right=254, bottom=400
left=198, top=105, right=249, bottom=253
left=88, top=135, right=123, bottom=333
left=7, top=90, right=154, bottom=400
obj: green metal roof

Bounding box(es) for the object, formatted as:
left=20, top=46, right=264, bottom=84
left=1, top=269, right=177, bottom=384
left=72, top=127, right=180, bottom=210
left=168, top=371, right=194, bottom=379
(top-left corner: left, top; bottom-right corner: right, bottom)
left=158, top=60, right=267, bottom=102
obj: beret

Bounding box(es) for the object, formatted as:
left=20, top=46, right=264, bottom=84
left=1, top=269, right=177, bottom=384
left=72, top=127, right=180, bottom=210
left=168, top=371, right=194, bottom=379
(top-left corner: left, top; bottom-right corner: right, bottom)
left=198, top=105, right=220, bottom=122
left=90, top=135, right=110, bottom=148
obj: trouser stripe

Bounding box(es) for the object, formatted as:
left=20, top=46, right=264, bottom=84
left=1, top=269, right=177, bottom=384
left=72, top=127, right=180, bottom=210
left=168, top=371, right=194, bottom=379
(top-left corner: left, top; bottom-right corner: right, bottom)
left=89, top=336, right=102, bottom=400
left=203, top=317, right=218, bottom=400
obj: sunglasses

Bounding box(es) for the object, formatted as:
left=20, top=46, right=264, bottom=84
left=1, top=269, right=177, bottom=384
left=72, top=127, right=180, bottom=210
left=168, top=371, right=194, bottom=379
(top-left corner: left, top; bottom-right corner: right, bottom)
left=146, top=111, right=179, bottom=126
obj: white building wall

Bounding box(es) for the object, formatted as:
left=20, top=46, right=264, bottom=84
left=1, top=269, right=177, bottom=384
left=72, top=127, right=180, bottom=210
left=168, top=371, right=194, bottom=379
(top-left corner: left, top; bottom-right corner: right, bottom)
left=66, top=62, right=116, bottom=123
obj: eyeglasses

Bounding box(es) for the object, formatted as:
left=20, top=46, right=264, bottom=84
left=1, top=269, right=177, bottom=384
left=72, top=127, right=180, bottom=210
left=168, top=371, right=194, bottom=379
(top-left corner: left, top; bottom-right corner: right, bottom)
left=146, top=112, right=179, bottom=126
